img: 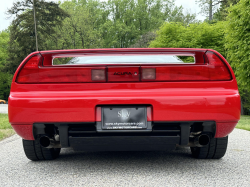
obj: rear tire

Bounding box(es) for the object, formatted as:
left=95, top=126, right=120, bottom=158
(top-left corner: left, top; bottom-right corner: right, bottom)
left=191, top=136, right=228, bottom=159
left=23, top=139, right=61, bottom=161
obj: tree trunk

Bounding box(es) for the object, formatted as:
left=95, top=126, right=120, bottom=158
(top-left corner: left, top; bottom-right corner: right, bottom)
left=241, top=98, right=244, bottom=115
left=209, top=0, right=213, bottom=21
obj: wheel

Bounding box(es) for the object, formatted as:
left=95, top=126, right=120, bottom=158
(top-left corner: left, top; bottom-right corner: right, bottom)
left=0, top=102, right=4, bottom=104
left=23, top=139, right=61, bottom=161
left=191, top=136, right=228, bottom=159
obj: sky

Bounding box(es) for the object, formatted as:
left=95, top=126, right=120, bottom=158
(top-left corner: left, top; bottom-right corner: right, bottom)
left=0, top=0, right=206, bottom=31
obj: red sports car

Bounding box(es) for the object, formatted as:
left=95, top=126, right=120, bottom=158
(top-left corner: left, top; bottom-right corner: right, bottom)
left=8, top=48, right=241, bottom=161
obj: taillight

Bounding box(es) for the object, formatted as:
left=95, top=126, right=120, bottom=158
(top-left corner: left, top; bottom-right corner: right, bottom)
left=206, top=51, right=232, bottom=80
left=16, top=54, right=107, bottom=83
left=16, top=51, right=232, bottom=83
left=16, top=54, right=41, bottom=83
left=141, top=51, right=232, bottom=82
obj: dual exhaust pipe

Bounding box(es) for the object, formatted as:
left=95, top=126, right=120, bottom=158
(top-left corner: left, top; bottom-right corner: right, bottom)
left=39, top=133, right=210, bottom=149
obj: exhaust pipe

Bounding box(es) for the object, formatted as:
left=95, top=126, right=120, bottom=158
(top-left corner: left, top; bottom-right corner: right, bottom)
left=189, top=134, right=210, bottom=147
left=39, top=135, right=61, bottom=148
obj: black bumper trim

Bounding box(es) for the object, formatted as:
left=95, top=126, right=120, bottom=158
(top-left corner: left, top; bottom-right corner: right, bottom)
left=69, top=136, right=179, bottom=151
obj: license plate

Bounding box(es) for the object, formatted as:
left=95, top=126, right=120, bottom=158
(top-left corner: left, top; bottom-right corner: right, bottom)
left=102, top=106, right=147, bottom=130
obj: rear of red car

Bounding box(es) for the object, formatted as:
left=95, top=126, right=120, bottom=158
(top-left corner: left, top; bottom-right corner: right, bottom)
left=8, top=48, right=240, bottom=161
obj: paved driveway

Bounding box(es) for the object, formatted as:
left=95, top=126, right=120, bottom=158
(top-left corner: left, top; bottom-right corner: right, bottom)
left=0, top=104, right=8, bottom=113
left=0, top=128, right=250, bottom=186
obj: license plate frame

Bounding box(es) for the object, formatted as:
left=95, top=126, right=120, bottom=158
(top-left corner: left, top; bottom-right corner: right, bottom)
left=102, top=106, right=147, bottom=130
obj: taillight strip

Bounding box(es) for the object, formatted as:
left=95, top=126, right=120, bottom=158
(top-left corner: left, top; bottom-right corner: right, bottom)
left=15, top=51, right=232, bottom=83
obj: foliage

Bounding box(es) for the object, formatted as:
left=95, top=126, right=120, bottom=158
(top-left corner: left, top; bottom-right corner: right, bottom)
left=52, top=0, right=197, bottom=49
left=0, top=114, right=15, bottom=141
left=0, top=31, right=9, bottom=68
left=0, top=73, right=13, bottom=100
left=225, top=0, right=250, bottom=112
left=213, top=0, right=240, bottom=21
left=130, top=31, right=156, bottom=48
left=4, top=0, right=69, bottom=74
left=236, top=115, right=250, bottom=131
left=149, top=21, right=226, bottom=56
left=47, top=0, right=103, bottom=49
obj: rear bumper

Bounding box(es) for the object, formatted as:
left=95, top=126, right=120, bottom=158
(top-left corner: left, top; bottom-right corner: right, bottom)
left=9, top=81, right=241, bottom=140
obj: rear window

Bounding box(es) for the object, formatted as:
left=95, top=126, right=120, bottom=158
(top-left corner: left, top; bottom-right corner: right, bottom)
left=53, top=55, right=195, bottom=65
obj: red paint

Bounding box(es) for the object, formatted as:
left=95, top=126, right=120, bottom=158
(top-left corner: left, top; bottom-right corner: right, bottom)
left=12, top=124, right=34, bottom=140
left=9, top=48, right=241, bottom=140
left=215, top=122, right=238, bottom=138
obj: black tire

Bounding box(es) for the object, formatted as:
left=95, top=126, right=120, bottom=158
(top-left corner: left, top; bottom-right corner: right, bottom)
left=23, top=139, right=61, bottom=161
left=0, top=102, right=4, bottom=104
left=191, top=136, right=228, bottom=159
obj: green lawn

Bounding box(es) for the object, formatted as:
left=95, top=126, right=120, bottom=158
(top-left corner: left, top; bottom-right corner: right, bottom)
left=236, top=115, right=250, bottom=131
left=0, top=113, right=15, bottom=141
left=0, top=113, right=249, bottom=141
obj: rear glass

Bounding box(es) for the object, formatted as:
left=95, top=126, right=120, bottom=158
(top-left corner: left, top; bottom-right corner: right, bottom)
left=53, top=55, right=195, bottom=65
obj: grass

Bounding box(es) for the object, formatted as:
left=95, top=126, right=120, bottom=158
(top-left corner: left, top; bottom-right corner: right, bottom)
left=0, top=113, right=249, bottom=141
left=236, top=115, right=250, bottom=131
left=0, top=113, right=15, bottom=141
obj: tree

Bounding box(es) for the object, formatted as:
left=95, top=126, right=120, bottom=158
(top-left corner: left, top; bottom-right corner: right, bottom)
left=51, top=0, right=196, bottom=49
left=213, top=0, right=239, bottom=21
left=104, top=0, right=197, bottom=48
left=129, top=31, right=156, bottom=48
left=149, top=22, right=226, bottom=56
left=0, top=31, right=9, bottom=68
left=196, top=0, right=226, bottom=21
left=0, top=31, right=11, bottom=100
left=225, top=0, right=250, bottom=113
left=4, top=0, right=69, bottom=73
left=47, top=1, right=103, bottom=50
left=0, top=73, right=12, bottom=100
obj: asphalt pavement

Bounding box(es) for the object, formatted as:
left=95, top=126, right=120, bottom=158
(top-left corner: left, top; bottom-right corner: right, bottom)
left=0, top=128, right=250, bottom=186
left=0, top=104, right=8, bottom=113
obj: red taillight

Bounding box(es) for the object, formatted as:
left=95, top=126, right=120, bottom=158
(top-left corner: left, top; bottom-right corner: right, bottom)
left=16, top=51, right=232, bottom=83
left=16, top=54, right=41, bottom=83
left=16, top=54, right=107, bottom=83
left=141, top=52, right=231, bottom=82
left=206, top=51, right=232, bottom=80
